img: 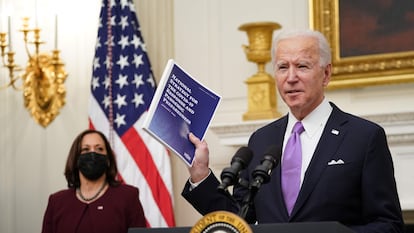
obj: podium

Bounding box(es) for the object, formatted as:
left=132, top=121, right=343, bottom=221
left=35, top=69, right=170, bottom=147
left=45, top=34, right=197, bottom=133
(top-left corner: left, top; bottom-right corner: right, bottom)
left=129, top=221, right=355, bottom=233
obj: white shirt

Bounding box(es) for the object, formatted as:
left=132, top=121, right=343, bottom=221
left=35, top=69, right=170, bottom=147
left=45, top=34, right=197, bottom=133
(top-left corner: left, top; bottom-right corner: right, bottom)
left=282, top=98, right=333, bottom=186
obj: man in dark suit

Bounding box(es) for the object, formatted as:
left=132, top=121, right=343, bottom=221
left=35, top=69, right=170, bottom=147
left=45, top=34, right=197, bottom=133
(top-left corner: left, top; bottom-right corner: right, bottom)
left=181, top=29, right=404, bottom=233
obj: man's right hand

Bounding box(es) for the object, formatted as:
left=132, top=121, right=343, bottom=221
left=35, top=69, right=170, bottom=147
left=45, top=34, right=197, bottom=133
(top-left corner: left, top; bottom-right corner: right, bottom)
left=188, top=132, right=210, bottom=183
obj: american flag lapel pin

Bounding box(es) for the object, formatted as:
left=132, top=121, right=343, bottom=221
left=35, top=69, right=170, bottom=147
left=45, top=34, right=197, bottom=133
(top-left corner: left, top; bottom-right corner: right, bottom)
left=331, top=129, right=339, bottom=135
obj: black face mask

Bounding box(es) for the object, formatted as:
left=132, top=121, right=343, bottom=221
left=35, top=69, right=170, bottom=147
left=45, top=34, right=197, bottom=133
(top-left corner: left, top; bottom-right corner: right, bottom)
left=77, top=152, right=109, bottom=181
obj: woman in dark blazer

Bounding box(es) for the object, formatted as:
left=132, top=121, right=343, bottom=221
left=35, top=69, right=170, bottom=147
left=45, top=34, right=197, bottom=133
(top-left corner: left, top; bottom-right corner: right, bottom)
left=41, top=129, right=146, bottom=233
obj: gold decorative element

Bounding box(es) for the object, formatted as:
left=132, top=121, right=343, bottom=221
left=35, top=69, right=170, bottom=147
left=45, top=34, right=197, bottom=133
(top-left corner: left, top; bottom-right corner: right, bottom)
left=239, top=22, right=282, bottom=121
left=1, top=17, right=67, bottom=127
left=190, top=210, right=252, bottom=233
left=310, top=0, right=414, bottom=89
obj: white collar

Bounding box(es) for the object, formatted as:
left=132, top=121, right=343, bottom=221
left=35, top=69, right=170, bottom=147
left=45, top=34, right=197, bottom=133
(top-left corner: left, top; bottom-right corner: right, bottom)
left=287, top=98, right=332, bottom=138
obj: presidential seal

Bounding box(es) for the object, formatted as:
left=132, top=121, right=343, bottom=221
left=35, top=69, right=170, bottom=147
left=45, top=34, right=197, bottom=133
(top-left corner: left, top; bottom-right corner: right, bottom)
left=190, top=211, right=252, bottom=233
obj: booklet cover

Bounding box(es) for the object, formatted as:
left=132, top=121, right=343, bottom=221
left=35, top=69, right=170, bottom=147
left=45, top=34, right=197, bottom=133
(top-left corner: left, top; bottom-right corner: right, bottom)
left=142, top=59, right=221, bottom=166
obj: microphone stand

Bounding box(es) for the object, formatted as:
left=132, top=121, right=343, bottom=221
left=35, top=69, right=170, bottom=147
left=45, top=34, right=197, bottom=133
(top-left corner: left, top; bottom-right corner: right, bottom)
left=237, top=160, right=274, bottom=219
left=237, top=177, right=263, bottom=219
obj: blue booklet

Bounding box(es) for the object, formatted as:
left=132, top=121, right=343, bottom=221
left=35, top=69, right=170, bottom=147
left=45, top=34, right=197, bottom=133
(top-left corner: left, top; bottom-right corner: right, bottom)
left=143, top=59, right=221, bottom=166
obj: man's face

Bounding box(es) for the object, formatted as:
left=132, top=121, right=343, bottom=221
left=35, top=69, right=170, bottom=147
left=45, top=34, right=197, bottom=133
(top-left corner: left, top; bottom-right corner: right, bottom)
left=274, top=36, right=331, bottom=120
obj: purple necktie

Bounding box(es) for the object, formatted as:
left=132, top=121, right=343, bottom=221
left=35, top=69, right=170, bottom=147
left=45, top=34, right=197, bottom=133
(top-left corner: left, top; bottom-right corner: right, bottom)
left=282, top=121, right=305, bottom=215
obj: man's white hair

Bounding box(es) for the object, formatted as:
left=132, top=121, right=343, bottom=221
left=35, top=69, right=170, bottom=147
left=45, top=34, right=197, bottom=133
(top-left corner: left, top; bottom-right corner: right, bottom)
left=271, top=29, right=332, bottom=72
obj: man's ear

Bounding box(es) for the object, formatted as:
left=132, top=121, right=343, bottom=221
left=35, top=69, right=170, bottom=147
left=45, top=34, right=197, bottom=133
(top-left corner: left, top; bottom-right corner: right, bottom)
left=322, top=63, right=332, bottom=87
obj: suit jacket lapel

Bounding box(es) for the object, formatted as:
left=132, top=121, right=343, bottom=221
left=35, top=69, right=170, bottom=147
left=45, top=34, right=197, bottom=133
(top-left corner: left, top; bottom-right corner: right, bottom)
left=290, top=103, right=349, bottom=218
left=274, top=117, right=289, bottom=218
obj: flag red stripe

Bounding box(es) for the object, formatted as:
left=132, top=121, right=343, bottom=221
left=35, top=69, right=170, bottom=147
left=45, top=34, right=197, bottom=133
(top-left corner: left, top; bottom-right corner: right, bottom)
left=89, top=120, right=94, bottom=130
left=121, top=127, right=175, bottom=226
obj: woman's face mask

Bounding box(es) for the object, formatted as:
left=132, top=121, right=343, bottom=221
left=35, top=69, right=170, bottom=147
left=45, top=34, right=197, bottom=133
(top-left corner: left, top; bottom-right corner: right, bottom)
left=77, top=152, right=109, bottom=180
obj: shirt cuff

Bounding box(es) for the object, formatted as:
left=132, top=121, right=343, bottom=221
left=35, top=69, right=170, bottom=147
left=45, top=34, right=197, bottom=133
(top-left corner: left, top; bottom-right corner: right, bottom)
left=188, top=170, right=211, bottom=191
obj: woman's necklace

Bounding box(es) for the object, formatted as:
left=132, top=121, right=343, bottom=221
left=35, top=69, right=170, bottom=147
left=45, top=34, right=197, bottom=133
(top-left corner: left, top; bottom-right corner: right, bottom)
left=77, top=182, right=107, bottom=202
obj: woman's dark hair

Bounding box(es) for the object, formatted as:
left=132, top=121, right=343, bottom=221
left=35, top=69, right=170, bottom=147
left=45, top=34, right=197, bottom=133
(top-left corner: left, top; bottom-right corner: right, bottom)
left=64, top=129, right=120, bottom=188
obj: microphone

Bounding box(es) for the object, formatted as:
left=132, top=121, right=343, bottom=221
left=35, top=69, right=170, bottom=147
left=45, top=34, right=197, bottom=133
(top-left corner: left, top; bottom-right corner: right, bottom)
left=217, top=146, right=253, bottom=191
left=251, top=145, right=282, bottom=188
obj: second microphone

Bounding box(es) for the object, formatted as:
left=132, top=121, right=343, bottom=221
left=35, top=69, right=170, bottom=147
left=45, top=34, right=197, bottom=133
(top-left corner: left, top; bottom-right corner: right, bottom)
left=217, top=146, right=253, bottom=191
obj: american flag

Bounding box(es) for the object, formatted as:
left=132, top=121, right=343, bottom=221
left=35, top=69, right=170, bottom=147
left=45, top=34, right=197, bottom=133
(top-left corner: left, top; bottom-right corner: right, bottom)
left=88, top=0, right=175, bottom=227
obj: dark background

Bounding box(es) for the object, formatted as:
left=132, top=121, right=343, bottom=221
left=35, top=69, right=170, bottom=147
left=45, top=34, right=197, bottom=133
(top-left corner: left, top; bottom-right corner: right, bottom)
left=339, top=0, right=414, bottom=57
